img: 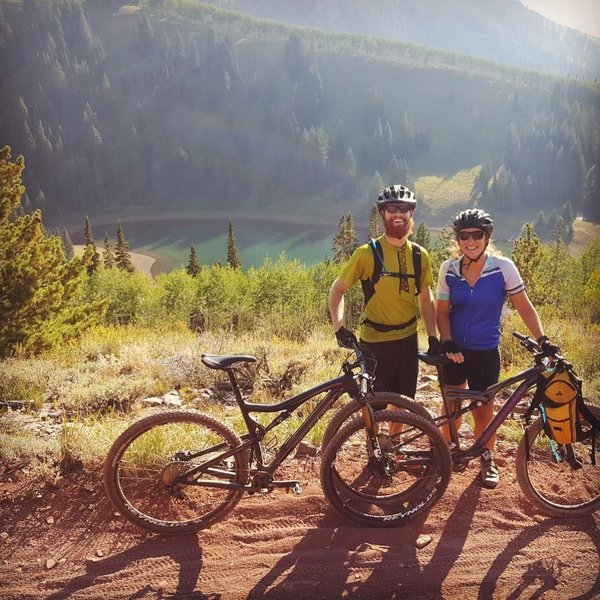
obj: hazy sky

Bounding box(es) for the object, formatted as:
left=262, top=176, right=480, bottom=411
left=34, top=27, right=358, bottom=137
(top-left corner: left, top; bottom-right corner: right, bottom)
left=520, top=0, right=600, bottom=38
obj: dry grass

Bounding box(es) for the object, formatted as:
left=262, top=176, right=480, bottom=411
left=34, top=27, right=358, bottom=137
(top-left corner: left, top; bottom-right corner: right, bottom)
left=569, top=219, right=600, bottom=258
left=1, top=318, right=598, bottom=476
left=415, top=166, right=481, bottom=215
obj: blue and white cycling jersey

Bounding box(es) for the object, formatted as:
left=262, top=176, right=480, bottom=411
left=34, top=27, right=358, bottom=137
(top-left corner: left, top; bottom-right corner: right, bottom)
left=436, top=255, right=525, bottom=351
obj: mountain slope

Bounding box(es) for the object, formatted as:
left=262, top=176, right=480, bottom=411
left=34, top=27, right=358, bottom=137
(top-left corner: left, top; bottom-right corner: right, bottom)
left=0, top=0, right=598, bottom=241
left=203, top=0, right=600, bottom=79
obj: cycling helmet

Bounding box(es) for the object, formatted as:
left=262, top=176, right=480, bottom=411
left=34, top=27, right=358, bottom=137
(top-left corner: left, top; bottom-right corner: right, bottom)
left=377, top=184, right=416, bottom=207
left=453, top=209, right=494, bottom=234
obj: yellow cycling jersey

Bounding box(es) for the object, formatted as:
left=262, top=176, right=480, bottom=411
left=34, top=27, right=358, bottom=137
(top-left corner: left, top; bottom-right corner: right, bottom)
left=339, top=236, right=433, bottom=343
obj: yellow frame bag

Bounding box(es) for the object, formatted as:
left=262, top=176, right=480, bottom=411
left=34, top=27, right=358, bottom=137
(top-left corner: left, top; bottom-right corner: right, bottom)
left=537, top=369, right=579, bottom=445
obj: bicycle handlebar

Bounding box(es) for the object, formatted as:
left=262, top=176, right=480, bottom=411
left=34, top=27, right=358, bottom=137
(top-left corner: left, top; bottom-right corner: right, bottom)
left=348, top=340, right=367, bottom=371
left=512, top=331, right=571, bottom=371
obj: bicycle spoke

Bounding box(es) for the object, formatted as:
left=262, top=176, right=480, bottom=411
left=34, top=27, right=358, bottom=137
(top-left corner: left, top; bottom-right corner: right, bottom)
left=321, top=410, right=451, bottom=527
left=517, top=410, right=600, bottom=517
left=104, top=411, right=248, bottom=534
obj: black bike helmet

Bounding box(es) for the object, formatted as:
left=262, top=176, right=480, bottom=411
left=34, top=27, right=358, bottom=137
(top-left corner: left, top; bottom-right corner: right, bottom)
left=377, top=184, right=416, bottom=207
left=453, top=209, right=494, bottom=234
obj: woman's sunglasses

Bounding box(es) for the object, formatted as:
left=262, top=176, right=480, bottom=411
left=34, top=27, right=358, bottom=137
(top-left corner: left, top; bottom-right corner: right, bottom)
left=383, top=204, right=413, bottom=214
left=458, top=230, right=486, bottom=241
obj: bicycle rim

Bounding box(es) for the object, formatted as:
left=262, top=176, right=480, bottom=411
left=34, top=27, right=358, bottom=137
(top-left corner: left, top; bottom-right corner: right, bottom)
left=104, top=410, right=248, bottom=534
left=516, top=408, right=600, bottom=517
left=320, top=410, right=452, bottom=527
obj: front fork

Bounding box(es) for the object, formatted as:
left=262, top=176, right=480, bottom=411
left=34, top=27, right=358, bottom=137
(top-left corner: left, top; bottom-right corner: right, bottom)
left=356, top=373, right=385, bottom=461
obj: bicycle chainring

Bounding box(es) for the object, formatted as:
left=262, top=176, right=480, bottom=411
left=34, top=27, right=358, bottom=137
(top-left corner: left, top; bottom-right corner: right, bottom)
left=251, top=471, right=274, bottom=493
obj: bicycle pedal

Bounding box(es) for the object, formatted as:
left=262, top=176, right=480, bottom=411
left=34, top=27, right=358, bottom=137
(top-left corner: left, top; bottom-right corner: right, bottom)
left=291, top=483, right=303, bottom=495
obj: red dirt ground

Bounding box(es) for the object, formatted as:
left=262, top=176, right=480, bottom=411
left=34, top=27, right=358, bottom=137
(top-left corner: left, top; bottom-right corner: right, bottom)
left=1, top=442, right=599, bottom=600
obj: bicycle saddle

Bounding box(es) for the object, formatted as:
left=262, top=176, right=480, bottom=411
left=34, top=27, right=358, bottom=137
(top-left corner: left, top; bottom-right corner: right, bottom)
left=417, top=351, right=449, bottom=367
left=201, top=353, right=257, bottom=370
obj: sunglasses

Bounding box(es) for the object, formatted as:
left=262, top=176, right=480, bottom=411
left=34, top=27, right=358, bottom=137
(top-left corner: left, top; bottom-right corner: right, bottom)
left=383, top=204, right=413, bottom=214
left=458, top=230, right=486, bottom=241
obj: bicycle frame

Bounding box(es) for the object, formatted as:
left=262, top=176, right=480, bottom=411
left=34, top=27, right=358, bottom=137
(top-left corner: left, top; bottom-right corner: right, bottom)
left=418, top=349, right=546, bottom=465
left=175, top=349, right=372, bottom=491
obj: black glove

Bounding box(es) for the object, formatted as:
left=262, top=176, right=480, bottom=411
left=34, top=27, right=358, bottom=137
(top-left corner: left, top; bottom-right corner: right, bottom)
left=427, top=336, right=441, bottom=355
left=538, top=336, right=559, bottom=357
left=335, top=326, right=358, bottom=349
left=441, top=339, right=461, bottom=354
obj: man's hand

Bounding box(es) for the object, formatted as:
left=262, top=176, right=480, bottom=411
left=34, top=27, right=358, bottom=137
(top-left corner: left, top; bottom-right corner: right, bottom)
left=426, top=336, right=441, bottom=355
left=335, top=326, right=358, bottom=349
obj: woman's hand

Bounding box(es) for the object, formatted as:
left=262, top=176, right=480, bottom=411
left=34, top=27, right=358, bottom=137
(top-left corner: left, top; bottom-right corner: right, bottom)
left=442, top=339, right=464, bottom=363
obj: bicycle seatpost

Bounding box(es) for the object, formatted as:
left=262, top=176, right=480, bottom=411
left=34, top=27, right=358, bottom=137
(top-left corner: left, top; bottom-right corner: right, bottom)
left=419, top=352, right=461, bottom=446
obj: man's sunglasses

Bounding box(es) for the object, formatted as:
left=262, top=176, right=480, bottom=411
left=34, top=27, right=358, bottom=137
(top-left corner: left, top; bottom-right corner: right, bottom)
left=383, top=204, right=413, bottom=214
left=458, top=230, right=486, bottom=241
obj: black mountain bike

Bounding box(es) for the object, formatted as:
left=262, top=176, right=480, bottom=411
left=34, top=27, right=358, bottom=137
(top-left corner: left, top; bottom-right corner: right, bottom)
left=103, top=344, right=452, bottom=534
left=326, top=332, right=600, bottom=519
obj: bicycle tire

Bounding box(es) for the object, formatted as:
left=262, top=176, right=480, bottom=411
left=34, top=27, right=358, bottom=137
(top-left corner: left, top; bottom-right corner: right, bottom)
left=320, top=409, right=452, bottom=527
left=321, top=391, right=433, bottom=452
left=103, top=410, right=249, bottom=534
left=516, top=405, right=600, bottom=517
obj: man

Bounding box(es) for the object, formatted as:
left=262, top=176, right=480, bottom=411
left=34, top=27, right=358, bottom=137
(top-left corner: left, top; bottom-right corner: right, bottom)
left=329, top=184, right=438, bottom=401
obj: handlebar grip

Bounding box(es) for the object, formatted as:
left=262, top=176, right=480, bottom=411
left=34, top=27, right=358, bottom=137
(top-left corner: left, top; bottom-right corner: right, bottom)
left=512, top=331, right=527, bottom=341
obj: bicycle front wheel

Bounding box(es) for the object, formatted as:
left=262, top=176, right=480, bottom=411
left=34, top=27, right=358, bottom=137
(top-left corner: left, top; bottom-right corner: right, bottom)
left=104, top=410, right=249, bottom=534
left=320, top=410, right=452, bottom=527
left=516, top=405, right=600, bottom=517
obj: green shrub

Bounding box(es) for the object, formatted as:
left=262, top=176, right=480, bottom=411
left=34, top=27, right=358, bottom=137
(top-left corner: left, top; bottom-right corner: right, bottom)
left=81, top=268, right=154, bottom=325
left=151, top=268, right=197, bottom=325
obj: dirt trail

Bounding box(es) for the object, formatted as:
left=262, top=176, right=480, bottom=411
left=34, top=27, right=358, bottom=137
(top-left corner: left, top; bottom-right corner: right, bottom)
left=1, top=449, right=599, bottom=600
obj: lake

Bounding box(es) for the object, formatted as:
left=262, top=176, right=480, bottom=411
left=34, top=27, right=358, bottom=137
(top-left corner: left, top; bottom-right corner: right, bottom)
left=71, top=216, right=345, bottom=274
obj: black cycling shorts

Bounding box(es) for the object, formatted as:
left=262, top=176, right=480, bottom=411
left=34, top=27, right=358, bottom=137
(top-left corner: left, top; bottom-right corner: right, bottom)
left=359, top=333, right=419, bottom=409
left=442, top=347, right=500, bottom=392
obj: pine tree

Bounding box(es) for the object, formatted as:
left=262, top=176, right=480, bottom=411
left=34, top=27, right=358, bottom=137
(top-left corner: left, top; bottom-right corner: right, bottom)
left=344, top=212, right=358, bottom=256
left=83, top=215, right=100, bottom=275
left=227, top=219, right=242, bottom=269
left=560, top=202, right=574, bottom=243
left=102, top=233, right=114, bottom=269
left=186, top=244, right=200, bottom=277
left=512, top=223, right=545, bottom=305
left=583, top=165, right=600, bottom=222
left=0, top=146, right=99, bottom=357
left=332, top=211, right=358, bottom=263
left=367, top=205, right=382, bottom=240
left=411, top=221, right=431, bottom=251
left=114, top=220, right=134, bottom=272
left=60, top=227, right=74, bottom=259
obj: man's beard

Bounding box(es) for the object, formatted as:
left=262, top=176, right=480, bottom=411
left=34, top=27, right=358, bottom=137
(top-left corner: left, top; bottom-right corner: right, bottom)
left=384, top=217, right=411, bottom=240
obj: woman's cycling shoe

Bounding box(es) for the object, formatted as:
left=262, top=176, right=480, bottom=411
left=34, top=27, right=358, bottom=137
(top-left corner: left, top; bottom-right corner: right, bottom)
left=480, top=454, right=499, bottom=489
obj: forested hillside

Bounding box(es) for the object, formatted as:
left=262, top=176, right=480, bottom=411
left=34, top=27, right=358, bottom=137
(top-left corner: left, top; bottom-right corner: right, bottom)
left=205, top=0, right=600, bottom=80
left=0, top=0, right=599, bottom=241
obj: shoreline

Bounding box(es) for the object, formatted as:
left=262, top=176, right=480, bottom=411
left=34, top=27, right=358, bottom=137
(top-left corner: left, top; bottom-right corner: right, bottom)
left=72, top=245, right=157, bottom=277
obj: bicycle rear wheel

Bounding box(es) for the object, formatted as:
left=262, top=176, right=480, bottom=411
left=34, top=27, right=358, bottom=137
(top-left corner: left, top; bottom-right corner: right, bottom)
left=516, top=405, right=600, bottom=517
left=321, top=391, right=433, bottom=452
left=320, top=410, right=452, bottom=527
left=104, top=410, right=248, bottom=534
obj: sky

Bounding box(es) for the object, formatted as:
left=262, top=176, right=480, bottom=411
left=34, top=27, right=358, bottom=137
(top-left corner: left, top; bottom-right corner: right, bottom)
left=520, top=0, right=600, bottom=38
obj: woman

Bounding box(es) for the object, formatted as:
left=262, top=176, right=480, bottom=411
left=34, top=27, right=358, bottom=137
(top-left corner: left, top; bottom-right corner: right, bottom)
left=436, top=209, right=558, bottom=489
